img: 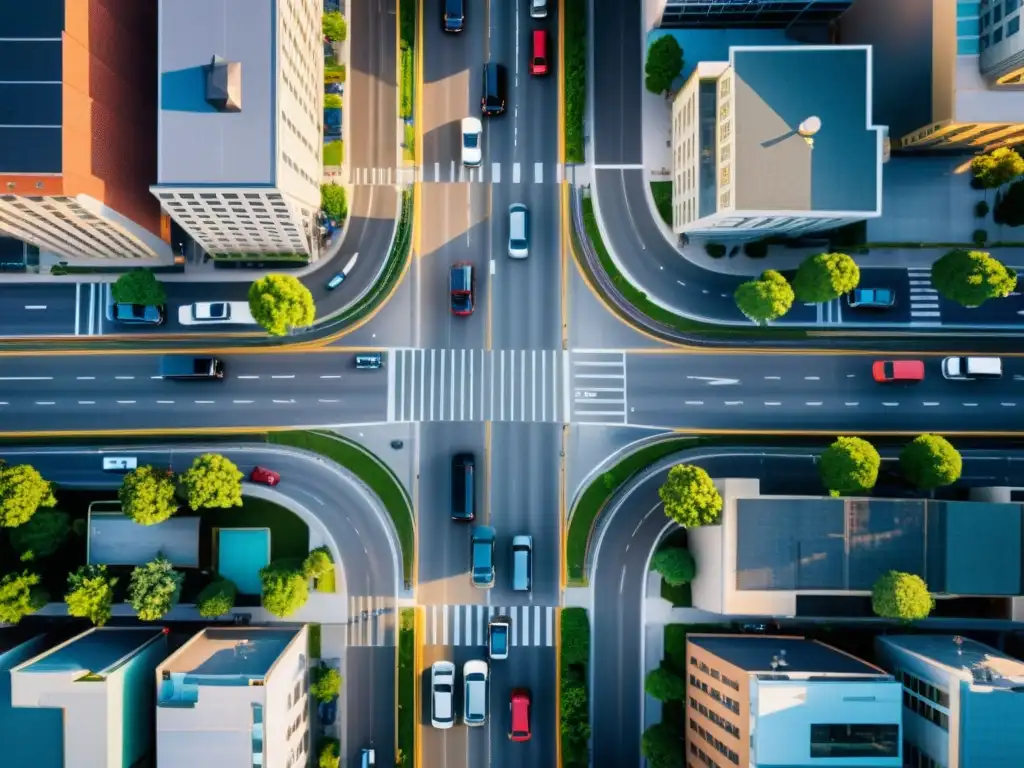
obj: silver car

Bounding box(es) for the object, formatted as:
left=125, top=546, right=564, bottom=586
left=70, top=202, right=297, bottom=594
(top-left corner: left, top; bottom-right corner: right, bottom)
left=430, top=661, right=456, bottom=729
left=508, top=204, right=529, bottom=259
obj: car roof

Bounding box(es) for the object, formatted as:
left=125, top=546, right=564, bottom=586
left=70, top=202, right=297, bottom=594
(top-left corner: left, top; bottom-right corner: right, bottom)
left=464, top=659, right=488, bottom=676
left=512, top=534, right=532, bottom=547
left=432, top=660, right=455, bottom=675
left=473, top=525, right=496, bottom=541
left=462, top=116, right=482, bottom=133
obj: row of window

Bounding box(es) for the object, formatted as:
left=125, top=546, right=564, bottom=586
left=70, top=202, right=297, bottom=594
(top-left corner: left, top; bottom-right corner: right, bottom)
left=689, top=673, right=740, bottom=715
left=689, top=696, right=739, bottom=738
left=689, top=718, right=740, bottom=765
left=980, top=14, right=1021, bottom=49
left=904, top=741, right=946, bottom=768
left=0, top=199, right=151, bottom=260
left=980, top=0, right=1020, bottom=29
left=689, top=740, right=723, bottom=768
left=903, top=690, right=950, bottom=731
left=283, top=151, right=318, bottom=189
left=900, top=670, right=950, bottom=708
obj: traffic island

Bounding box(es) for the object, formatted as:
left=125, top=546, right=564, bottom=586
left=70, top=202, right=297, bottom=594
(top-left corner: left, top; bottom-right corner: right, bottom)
left=559, top=607, right=591, bottom=768
left=396, top=607, right=416, bottom=767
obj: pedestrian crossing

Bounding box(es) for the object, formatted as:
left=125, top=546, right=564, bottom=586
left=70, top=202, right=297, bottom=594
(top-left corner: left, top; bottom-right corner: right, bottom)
left=424, top=604, right=556, bottom=648
left=907, top=267, right=942, bottom=325
left=349, top=162, right=564, bottom=186
left=387, top=348, right=568, bottom=423
left=343, top=595, right=395, bottom=647
left=569, top=350, right=628, bottom=425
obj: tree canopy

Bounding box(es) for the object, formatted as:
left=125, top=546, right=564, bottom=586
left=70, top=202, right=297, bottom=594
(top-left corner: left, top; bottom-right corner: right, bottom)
left=66, top=564, right=117, bottom=626
left=322, top=10, right=347, bottom=42
left=180, top=453, right=243, bottom=510
left=321, top=183, right=348, bottom=221
left=792, top=252, right=860, bottom=303
left=819, top=436, right=880, bottom=495
left=197, top=578, right=238, bottom=618
left=641, top=722, right=685, bottom=768
left=0, top=571, right=48, bottom=624
left=260, top=563, right=310, bottom=617
left=734, top=269, right=794, bottom=323
left=0, top=464, right=56, bottom=528
left=310, top=665, right=342, bottom=703
left=650, top=547, right=696, bottom=586
left=129, top=556, right=184, bottom=621
left=644, top=666, right=687, bottom=702
left=658, top=464, right=722, bottom=527
left=931, top=249, right=1017, bottom=307
left=111, top=269, right=167, bottom=306
left=10, top=508, right=70, bottom=560
left=970, top=147, right=1024, bottom=189
left=872, top=571, right=934, bottom=621
left=318, top=739, right=341, bottom=768
left=119, top=466, right=178, bottom=525
left=248, top=274, right=316, bottom=336
left=645, top=36, right=684, bottom=95
left=900, top=434, right=962, bottom=490
left=303, top=547, right=334, bottom=580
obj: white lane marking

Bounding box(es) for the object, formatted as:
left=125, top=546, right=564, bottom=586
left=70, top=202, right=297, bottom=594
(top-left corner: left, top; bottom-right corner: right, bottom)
left=846, top=374, right=856, bottom=378
left=320, top=375, right=342, bottom=379
left=686, top=376, right=740, bottom=386
left=0, top=402, right=8, bottom=406
left=150, top=375, right=163, bottom=380
left=117, top=400, right=136, bottom=404
left=233, top=400, right=255, bottom=404
left=763, top=376, right=781, bottom=380
left=684, top=400, right=704, bottom=405
left=157, top=400, right=175, bottom=404
left=75, top=284, right=81, bottom=336
left=0, top=376, right=53, bottom=381
left=77, top=376, right=95, bottom=381
left=318, top=399, right=340, bottom=403
left=114, top=376, right=135, bottom=380
left=36, top=401, right=55, bottom=405
left=194, top=400, right=214, bottom=404
left=490, top=259, right=496, bottom=275
left=922, top=402, right=939, bottom=406
left=24, top=305, right=46, bottom=310
left=805, top=401, right=822, bottom=406
left=963, top=402, right=978, bottom=407
left=724, top=401, right=743, bottom=406
left=273, top=399, right=295, bottom=404
left=1002, top=402, right=1017, bottom=407
left=764, top=401, right=781, bottom=406
left=78, top=401, right=95, bottom=405
left=238, top=375, right=260, bottom=379
left=492, top=162, right=501, bottom=183
left=804, top=376, right=820, bottom=381
left=882, top=402, right=899, bottom=407
left=271, top=374, right=295, bottom=379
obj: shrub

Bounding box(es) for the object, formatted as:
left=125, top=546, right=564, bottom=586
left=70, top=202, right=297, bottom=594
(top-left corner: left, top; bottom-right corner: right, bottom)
left=645, top=36, right=684, bottom=95
left=972, top=228, right=988, bottom=246
left=303, top=547, right=334, bottom=579
left=324, top=93, right=342, bottom=109
left=66, top=564, right=117, bottom=626
left=644, top=666, right=686, bottom=701
left=0, top=571, right=47, bottom=624
left=180, top=453, right=243, bottom=510
left=650, top=547, right=696, bottom=585
left=0, top=464, right=56, bottom=528
left=975, top=199, right=990, bottom=217
left=318, top=739, right=340, bottom=768
left=564, top=0, right=587, bottom=163
left=705, top=242, right=726, bottom=258
left=931, top=248, right=1017, bottom=307
left=260, top=563, right=310, bottom=617
left=129, top=556, right=183, bottom=621
left=970, top=147, right=1024, bottom=189
left=322, top=11, right=347, bottom=42
left=900, top=434, right=962, bottom=490
left=793, top=252, right=860, bottom=303
left=561, top=606, right=590, bottom=667
left=995, top=179, right=1024, bottom=226
left=734, top=269, right=794, bottom=324
left=642, top=722, right=685, bottom=768
left=310, top=665, right=342, bottom=703
left=658, top=465, right=722, bottom=527
left=819, top=436, right=880, bottom=495
left=196, top=579, right=238, bottom=617
left=872, top=571, right=934, bottom=621
left=320, top=183, right=348, bottom=222
left=248, top=274, right=316, bottom=335
left=111, top=269, right=167, bottom=306
left=119, top=466, right=178, bottom=526
left=399, top=45, right=413, bottom=119
left=10, top=509, right=70, bottom=559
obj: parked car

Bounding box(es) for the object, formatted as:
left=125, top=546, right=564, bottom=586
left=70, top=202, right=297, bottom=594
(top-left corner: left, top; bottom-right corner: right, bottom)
left=463, top=660, right=489, bottom=726
left=509, top=689, right=532, bottom=742
left=250, top=466, right=280, bottom=486
left=871, top=360, right=925, bottom=383
left=846, top=288, right=895, bottom=309
left=178, top=301, right=256, bottom=326
left=430, top=660, right=456, bottom=729
left=112, top=303, right=165, bottom=325
left=529, top=29, right=548, bottom=76
left=443, top=0, right=464, bottom=32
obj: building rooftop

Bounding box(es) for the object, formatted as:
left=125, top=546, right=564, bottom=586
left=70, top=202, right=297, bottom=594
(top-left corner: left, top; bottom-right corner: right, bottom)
left=160, top=628, right=299, bottom=683
left=156, top=0, right=275, bottom=185
left=954, top=54, right=1024, bottom=122
left=18, top=627, right=165, bottom=678
left=730, top=46, right=880, bottom=214
left=0, top=634, right=64, bottom=768
left=690, top=634, right=886, bottom=677
left=880, top=635, right=1024, bottom=689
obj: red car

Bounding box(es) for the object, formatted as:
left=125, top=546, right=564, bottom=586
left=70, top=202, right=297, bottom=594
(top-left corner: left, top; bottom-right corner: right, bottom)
left=509, top=689, right=531, bottom=742
left=530, top=29, right=548, bottom=76
left=250, top=466, right=281, bottom=486
left=872, top=360, right=925, bottom=383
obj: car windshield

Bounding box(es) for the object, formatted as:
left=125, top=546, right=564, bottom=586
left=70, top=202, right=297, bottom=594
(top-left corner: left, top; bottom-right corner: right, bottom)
left=464, top=133, right=479, bottom=148
left=473, top=542, right=491, bottom=567
left=452, top=294, right=472, bottom=310
left=883, top=362, right=894, bottom=379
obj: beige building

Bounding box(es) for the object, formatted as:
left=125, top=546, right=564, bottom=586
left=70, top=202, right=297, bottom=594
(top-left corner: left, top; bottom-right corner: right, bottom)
left=840, top=0, right=1024, bottom=151
left=156, top=627, right=311, bottom=768
left=151, top=0, right=323, bottom=259
left=670, top=45, right=884, bottom=241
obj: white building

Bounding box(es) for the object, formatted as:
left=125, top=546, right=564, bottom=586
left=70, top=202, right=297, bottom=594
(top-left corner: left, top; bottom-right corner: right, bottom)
left=670, top=45, right=884, bottom=241
left=875, top=635, right=1024, bottom=768
left=156, top=627, right=311, bottom=768
left=151, top=0, right=323, bottom=259
left=8, top=627, right=169, bottom=768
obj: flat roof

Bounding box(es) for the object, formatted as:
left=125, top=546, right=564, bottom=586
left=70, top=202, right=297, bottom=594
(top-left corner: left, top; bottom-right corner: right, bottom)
left=731, top=46, right=880, bottom=214
left=88, top=512, right=200, bottom=568
left=0, top=635, right=64, bottom=768
left=879, top=635, right=1024, bottom=688
left=691, top=635, right=884, bottom=676
left=938, top=501, right=1022, bottom=595
left=955, top=55, right=1024, bottom=123
left=19, top=628, right=164, bottom=677
left=155, top=0, right=275, bottom=185
left=0, top=3, right=64, bottom=174
left=161, top=628, right=298, bottom=682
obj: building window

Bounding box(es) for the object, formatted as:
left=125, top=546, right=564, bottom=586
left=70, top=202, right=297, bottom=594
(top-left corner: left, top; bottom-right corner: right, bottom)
left=995, top=25, right=1004, bottom=42
left=995, top=4, right=1004, bottom=22
left=1008, top=0, right=1021, bottom=13
left=809, top=724, right=899, bottom=758
left=1009, top=15, right=1021, bottom=34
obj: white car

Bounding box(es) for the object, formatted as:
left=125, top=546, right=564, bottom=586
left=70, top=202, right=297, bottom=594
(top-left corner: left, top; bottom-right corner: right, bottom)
left=178, top=301, right=256, bottom=326
left=430, top=661, right=456, bottom=729
left=461, top=117, right=482, bottom=167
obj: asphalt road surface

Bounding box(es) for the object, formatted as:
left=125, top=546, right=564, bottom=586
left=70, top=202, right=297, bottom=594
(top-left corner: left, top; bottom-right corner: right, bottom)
left=588, top=445, right=1024, bottom=768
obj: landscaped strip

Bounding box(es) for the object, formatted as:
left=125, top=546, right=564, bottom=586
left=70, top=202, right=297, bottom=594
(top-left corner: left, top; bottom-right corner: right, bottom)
left=399, top=0, right=415, bottom=121
left=560, top=607, right=591, bottom=768
left=397, top=607, right=416, bottom=768
left=566, top=436, right=700, bottom=585
left=266, top=430, right=415, bottom=585
left=563, top=0, right=586, bottom=164
left=650, top=181, right=672, bottom=228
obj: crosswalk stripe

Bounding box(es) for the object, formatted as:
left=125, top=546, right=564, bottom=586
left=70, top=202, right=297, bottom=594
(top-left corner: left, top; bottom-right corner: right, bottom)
left=534, top=162, right=543, bottom=183
left=512, top=162, right=521, bottom=183
left=422, top=604, right=557, bottom=646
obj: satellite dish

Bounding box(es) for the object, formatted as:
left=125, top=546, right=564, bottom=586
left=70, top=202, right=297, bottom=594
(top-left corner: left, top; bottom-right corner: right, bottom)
left=798, top=116, right=822, bottom=149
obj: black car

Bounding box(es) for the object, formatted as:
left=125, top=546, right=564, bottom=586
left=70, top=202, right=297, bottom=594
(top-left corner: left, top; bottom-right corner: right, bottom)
left=443, top=0, right=464, bottom=32
left=481, top=62, right=506, bottom=116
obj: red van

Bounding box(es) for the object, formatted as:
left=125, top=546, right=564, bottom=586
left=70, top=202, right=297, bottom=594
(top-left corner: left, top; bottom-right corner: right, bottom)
left=530, top=29, right=548, bottom=76
left=509, top=689, right=531, bottom=741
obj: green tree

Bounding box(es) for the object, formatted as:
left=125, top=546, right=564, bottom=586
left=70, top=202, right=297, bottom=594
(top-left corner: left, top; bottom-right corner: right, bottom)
left=658, top=464, right=722, bottom=527
left=642, top=722, right=685, bottom=768
left=645, top=36, right=684, bottom=95
left=560, top=606, right=590, bottom=667
left=792, top=252, right=860, bottom=303
left=196, top=578, right=238, bottom=618
left=66, top=564, right=117, bottom=626
left=129, top=556, right=183, bottom=621
left=310, top=665, right=342, bottom=703
left=324, top=93, right=342, bottom=109
left=650, top=547, right=696, bottom=586
left=320, top=183, right=348, bottom=221
left=303, top=547, right=334, bottom=580
left=970, top=147, right=1024, bottom=189
left=900, top=434, right=962, bottom=490
left=10, top=509, right=70, bottom=560
left=872, top=571, right=934, bottom=621
left=560, top=679, right=592, bottom=746
left=734, top=269, right=794, bottom=323
left=0, top=464, right=56, bottom=528
left=248, top=274, right=316, bottom=336
left=819, top=436, right=880, bottom=496
left=180, top=453, right=243, bottom=510
left=322, top=10, right=347, bottom=41
left=260, top=563, right=310, bottom=617
left=318, top=739, right=341, bottom=768
left=644, top=666, right=686, bottom=702
left=119, top=466, right=178, bottom=525
left=110, top=269, right=167, bottom=306
left=931, top=248, right=1017, bottom=308
left=0, top=571, right=48, bottom=624
left=996, top=179, right=1024, bottom=226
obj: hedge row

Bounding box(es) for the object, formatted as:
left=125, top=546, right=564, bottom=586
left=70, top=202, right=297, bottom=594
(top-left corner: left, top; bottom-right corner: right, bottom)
left=560, top=607, right=591, bottom=767
left=564, top=0, right=586, bottom=164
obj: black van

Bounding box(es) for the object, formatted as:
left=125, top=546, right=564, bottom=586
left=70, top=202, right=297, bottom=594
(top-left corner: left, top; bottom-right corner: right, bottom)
left=451, top=453, right=475, bottom=521
left=160, top=355, right=225, bottom=380
left=481, top=62, right=506, bottom=116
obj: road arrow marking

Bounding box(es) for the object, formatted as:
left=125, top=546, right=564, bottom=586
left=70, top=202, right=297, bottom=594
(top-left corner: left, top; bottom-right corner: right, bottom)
left=686, top=376, right=740, bottom=386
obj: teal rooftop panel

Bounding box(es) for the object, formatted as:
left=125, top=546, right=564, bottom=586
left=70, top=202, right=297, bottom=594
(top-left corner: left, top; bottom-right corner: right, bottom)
left=21, top=628, right=165, bottom=677
left=942, top=501, right=1021, bottom=595
left=0, top=636, right=64, bottom=768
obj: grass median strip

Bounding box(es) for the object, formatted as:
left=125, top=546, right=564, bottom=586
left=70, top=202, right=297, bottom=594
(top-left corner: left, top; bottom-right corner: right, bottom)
left=266, top=430, right=415, bottom=585
left=399, top=0, right=415, bottom=121
left=650, top=181, right=672, bottom=227
left=560, top=607, right=591, bottom=768
left=397, top=607, right=416, bottom=767
left=564, top=0, right=586, bottom=164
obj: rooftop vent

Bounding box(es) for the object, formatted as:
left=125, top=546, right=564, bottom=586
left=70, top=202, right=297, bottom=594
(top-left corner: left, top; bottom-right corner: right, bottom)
left=205, top=55, right=242, bottom=113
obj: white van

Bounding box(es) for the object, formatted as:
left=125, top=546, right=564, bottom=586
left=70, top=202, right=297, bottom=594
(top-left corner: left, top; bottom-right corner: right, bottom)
left=102, top=456, right=138, bottom=471
left=941, top=356, right=1002, bottom=380
left=530, top=0, right=548, bottom=18
left=463, top=660, right=489, bottom=726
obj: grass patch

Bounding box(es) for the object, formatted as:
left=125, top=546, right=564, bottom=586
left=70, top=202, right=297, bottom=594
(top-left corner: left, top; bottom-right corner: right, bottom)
left=650, top=181, right=672, bottom=228
left=324, top=140, right=343, bottom=166
left=564, top=0, right=586, bottom=163
left=397, top=608, right=416, bottom=768
left=309, top=622, right=322, bottom=658
left=266, top=430, right=414, bottom=586
left=398, top=0, right=415, bottom=121
left=403, top=122, right=415, bottom=163
left=560, top=608, right=591, bottom=768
